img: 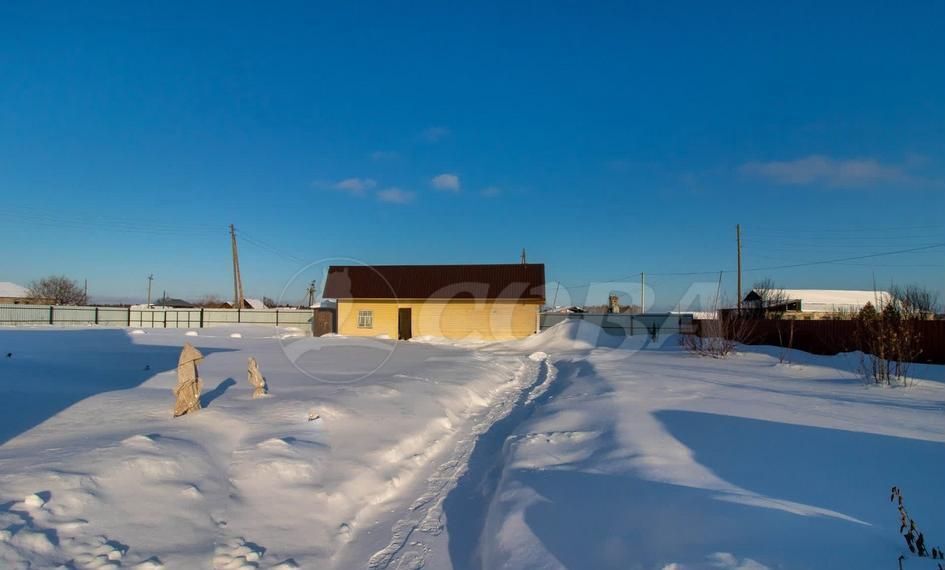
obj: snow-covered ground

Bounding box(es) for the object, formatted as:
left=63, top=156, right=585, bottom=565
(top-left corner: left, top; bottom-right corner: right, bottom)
left=478, top=323, right=945, bottom=570
left=1, top=323, right=943, bottom=569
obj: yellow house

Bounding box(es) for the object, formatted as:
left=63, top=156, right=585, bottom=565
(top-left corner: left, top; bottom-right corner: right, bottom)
left=322, top=263, right=546, bottom=341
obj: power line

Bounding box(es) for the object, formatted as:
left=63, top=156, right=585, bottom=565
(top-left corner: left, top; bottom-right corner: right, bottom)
left=744, top=223, right=945, bottom=235
left=752, top=255, right=942, bottom=268
left=0, top=210, right=224, bottom=237
left=743, top=243, right=945, bottom=272
left=2, top=205, right=222, bottom=231
left=549, top=242, right=945, bottom=290
left=237, top=230, right=308, bottom=265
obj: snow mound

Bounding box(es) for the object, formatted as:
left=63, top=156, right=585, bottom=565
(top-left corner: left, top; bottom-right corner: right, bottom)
left=184, top=331, right=198, bottom=337
left=229, top=333, right=242, bottom=339
left=514, top=320, right=603, bottom=352
left=528, top=351, right=548, bottom=362
left=129, top=329, right=146, bottom=335
left=23, top=493, right=46, bottom=509
left=279, top=326, right=305, bottom=340
left=410, top=334, right=493, bottom=347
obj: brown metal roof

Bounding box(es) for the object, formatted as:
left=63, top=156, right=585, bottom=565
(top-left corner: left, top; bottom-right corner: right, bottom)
left=323, top=264, right=545, bottom=301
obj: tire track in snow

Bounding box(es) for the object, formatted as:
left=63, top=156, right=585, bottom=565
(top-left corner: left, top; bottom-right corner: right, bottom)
left=367, top=354, right=556, bottom=570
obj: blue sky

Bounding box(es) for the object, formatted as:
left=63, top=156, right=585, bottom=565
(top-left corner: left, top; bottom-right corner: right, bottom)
left=1, top=1, right=943, bottom=309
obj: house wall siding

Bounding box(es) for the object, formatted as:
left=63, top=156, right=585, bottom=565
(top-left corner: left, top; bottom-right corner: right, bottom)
left=336, top=299, right=540, bottom=340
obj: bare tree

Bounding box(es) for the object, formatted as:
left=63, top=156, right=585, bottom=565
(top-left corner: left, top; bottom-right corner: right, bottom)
left=682, top=292, right=757, bottom=358
left=890, top=284, right=940, bottom=319
left=194, top=294, right=227, bottom=308
left=751, top=277, right=789, bottom=317
left=682, top=319, right=736, bottom=357
left=855, top=301, right=922, bottom=386
left=27, top=275, right=87, bottom=305
left=776, top=319, right=796, bottom=364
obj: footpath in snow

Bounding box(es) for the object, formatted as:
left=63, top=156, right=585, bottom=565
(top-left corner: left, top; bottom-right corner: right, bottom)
left=0, top=326, right=547, bottom=568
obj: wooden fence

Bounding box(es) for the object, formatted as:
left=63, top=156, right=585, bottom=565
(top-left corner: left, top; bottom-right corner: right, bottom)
left=694, top=319, right=945, bottom=364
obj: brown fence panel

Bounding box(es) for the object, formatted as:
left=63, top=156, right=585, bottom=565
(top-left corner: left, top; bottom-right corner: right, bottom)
left=695, top=319, right=945, bottom=364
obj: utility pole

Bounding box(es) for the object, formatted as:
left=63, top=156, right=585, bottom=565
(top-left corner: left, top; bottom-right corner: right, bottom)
left=715, top=270, right=724, bottom=311
left=736, top=224, right=743, bottom=310
left=83, top=279, right=88, bottom=303
left=147, top=274, right=154, bottom=307
left=520, top=248, right=527, bottom=265
left=230, top=224, right=244, bottom=309
left=307, top=280, right=317, bottom=307
left=640, top=272, right=645, bottom=314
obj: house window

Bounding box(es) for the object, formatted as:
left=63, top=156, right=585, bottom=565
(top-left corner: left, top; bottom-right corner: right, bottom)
left=357, top=310, right=374, bottom=328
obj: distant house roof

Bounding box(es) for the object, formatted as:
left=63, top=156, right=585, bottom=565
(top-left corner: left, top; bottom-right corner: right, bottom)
left=155, top=297, right=194, bottom=308
left=0, top=282, right=29, bottom=299
left=744, top=288, right=891, bottom=313
left=545, top=306, right=587, bottom=314
left=244, top=298, right=267, bottom=310
left=323, top=264, right=546, bottom=301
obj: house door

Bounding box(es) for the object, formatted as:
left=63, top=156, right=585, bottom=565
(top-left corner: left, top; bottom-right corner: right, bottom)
left=313, top=308, right=335, bottom=337
left=398, top=308, right=412, bottom=340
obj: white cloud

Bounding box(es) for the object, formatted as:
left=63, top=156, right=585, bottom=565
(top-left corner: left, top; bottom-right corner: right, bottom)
left=481, top=186, right=501, bottom=197
left=370, top=150, right=398, bottom=161
left=376, top=187, right=415, bottom=204
left=738, top=155, right=905, bottom=188
left=333, top=177, right=377, bottom=195
left=431, top=173, right=461, bottom=192
left=706, top=552, right=769, bottom=570
left=421, top=126, right=451, bottom=142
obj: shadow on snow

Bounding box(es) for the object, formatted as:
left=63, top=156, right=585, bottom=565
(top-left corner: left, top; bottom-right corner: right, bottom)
left=509, top=411, right=945, bottom=569
left=0, top=328, right=235, bottom=445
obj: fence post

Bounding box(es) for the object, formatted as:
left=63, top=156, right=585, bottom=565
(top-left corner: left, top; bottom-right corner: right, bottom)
left=238, top=307, right=241, bottom=324
left=127, top=306, right=131, bottom=326
left=94, top=307, right=99, bottom=325
left=163, top=310, right=167, bottom=328
left=275, top=309, right=279, bottom=326
left=49, top=305, right=54, bottom=325
left=200, top=308, right=204, bottom=328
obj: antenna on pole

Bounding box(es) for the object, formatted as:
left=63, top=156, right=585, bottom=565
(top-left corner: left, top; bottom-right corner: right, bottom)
left=520, top=248, right=527, bottom=264
left=146, top=274, right=154, bottom=307
left=230, top=224, right=244, bottom=309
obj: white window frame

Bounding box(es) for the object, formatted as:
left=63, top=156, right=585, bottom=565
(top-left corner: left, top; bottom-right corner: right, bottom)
left=357, top=310, right=374, bottom=328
